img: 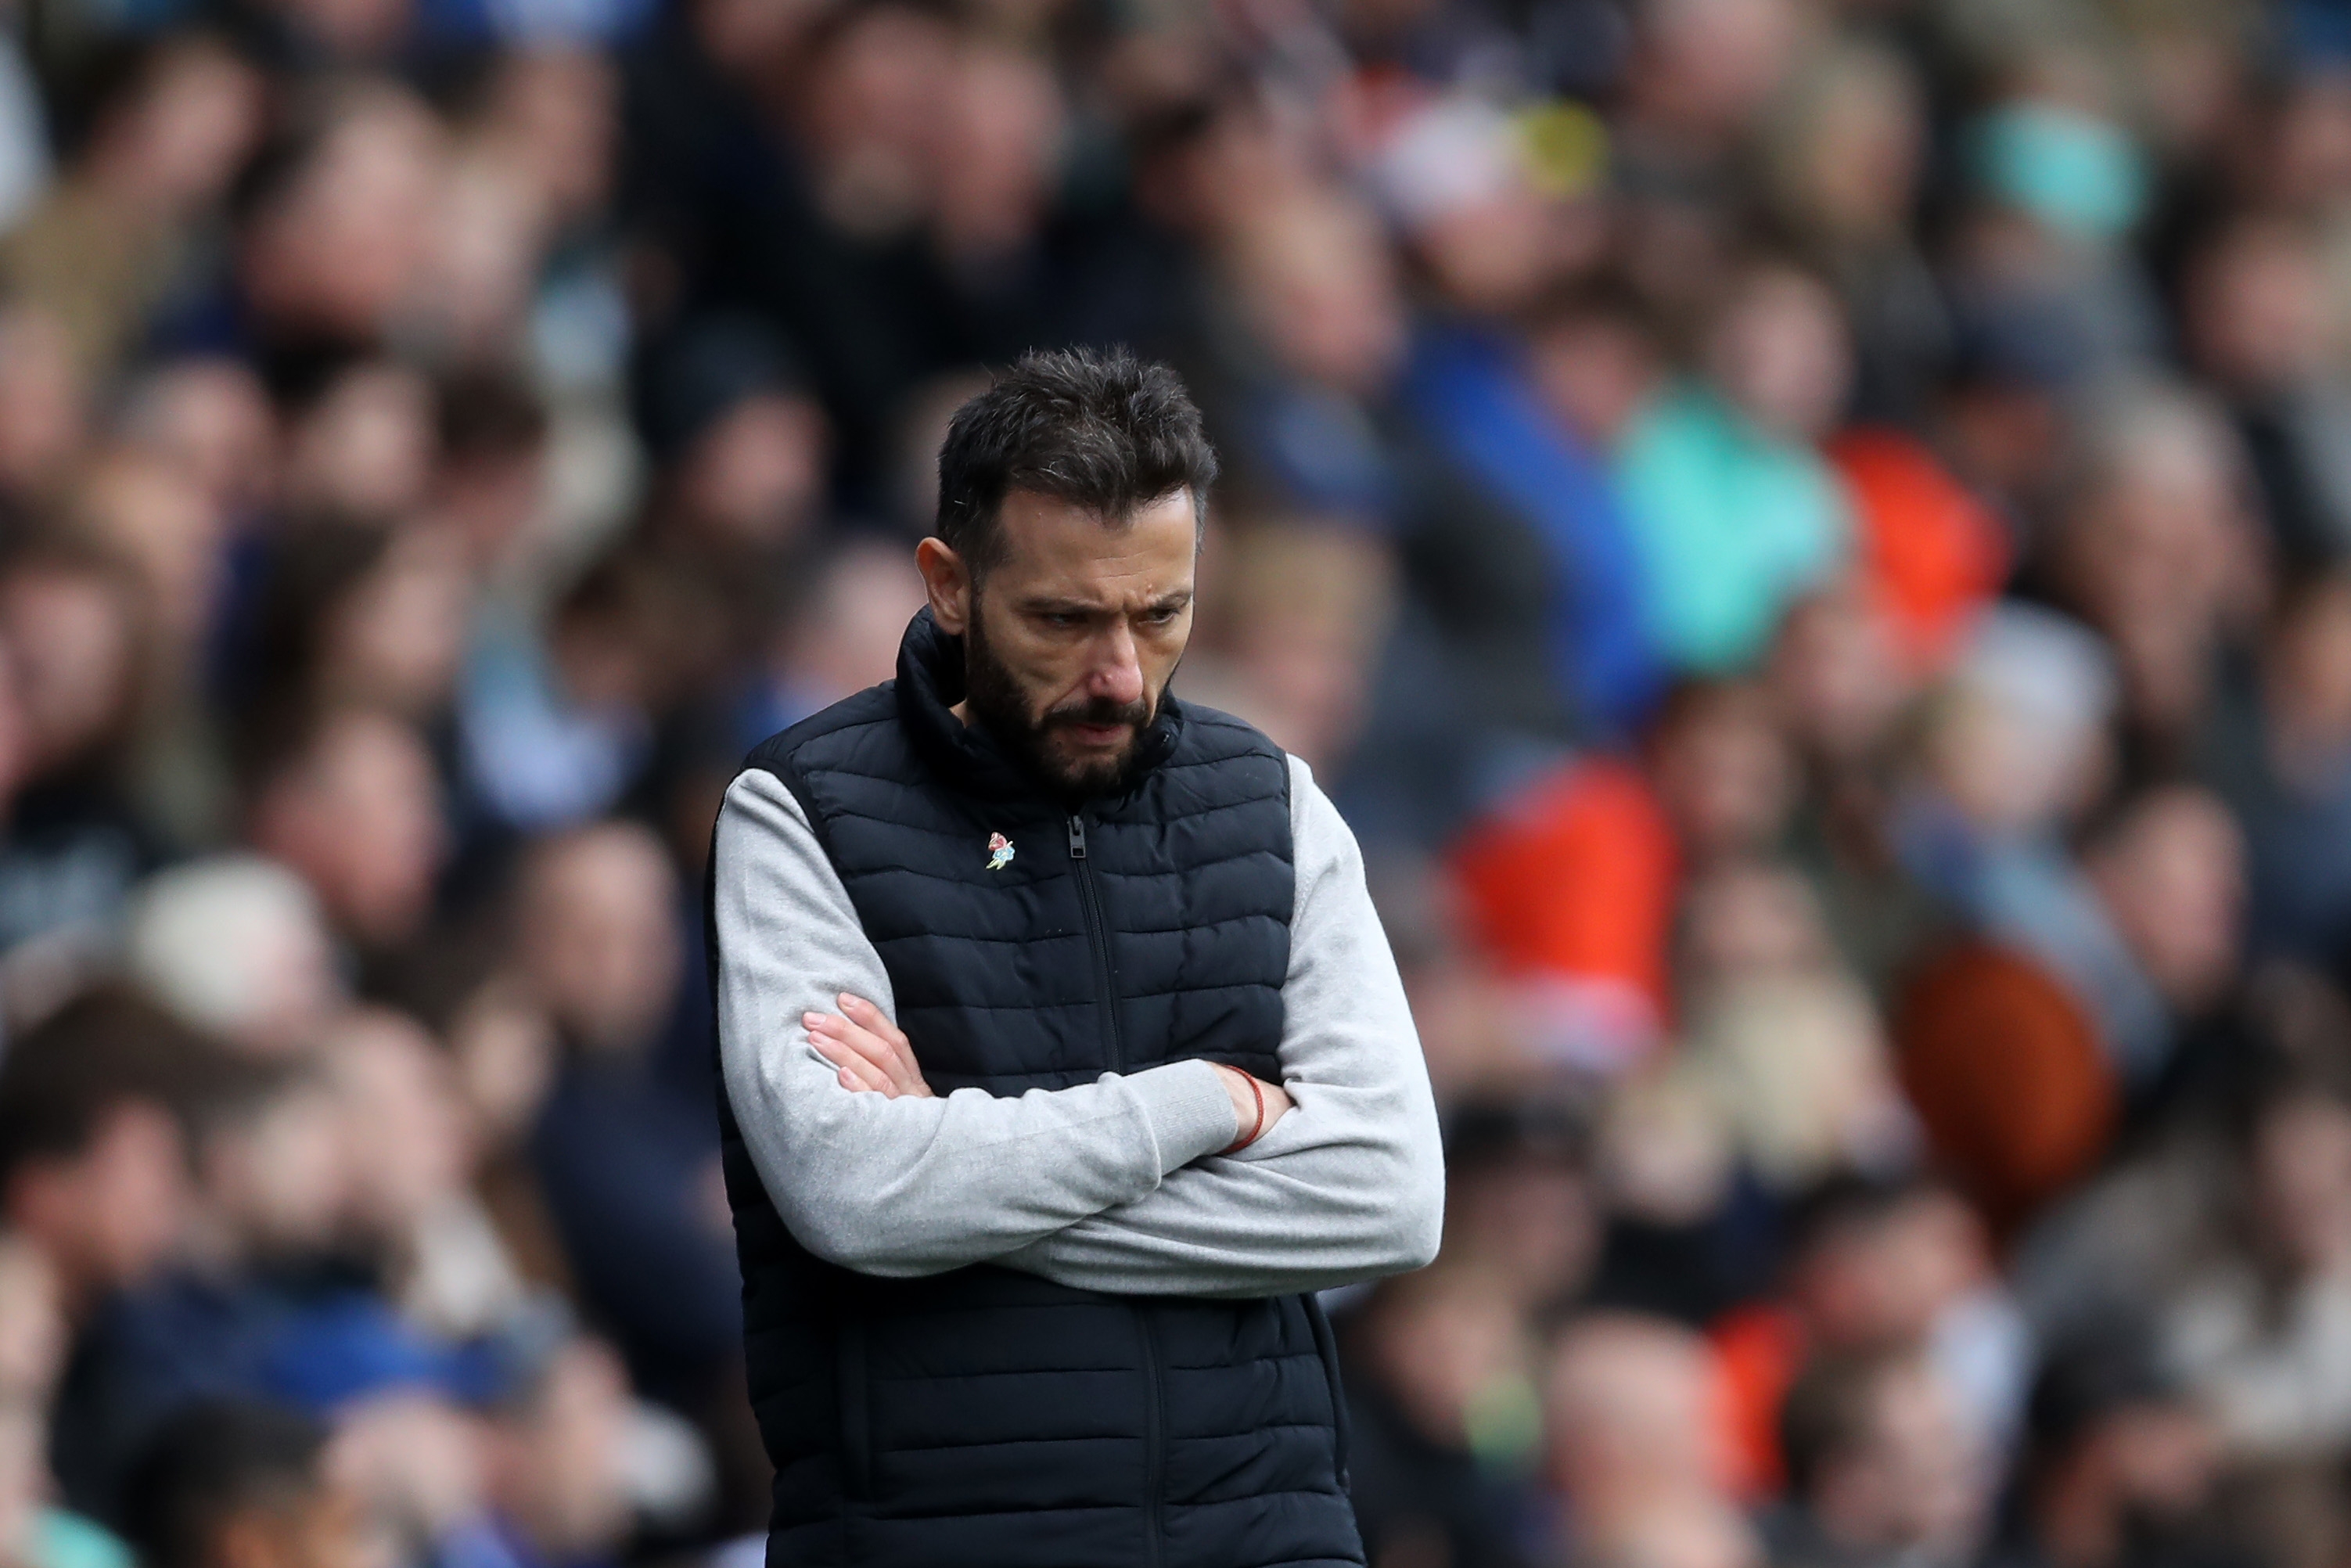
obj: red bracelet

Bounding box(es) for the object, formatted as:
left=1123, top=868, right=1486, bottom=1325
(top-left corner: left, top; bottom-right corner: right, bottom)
left=1221, top=1072, right=1267, bottom=1155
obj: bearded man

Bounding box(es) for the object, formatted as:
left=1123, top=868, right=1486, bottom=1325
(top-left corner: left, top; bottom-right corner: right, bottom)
left=710, top=347, right=1443, bottom=1568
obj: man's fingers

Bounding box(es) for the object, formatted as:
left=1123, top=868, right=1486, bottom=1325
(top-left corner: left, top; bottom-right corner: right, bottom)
left=830, top=998, right=932, bottom=1097
left=839, top=994, right=913, bottom=1052
left=810, top=1032, right=895, bottom=1095
left=811, top=1012, right=909, bottom=1082
left=807, top=1015, right=902, bottom=1095
left=808, top=1010, right=933, bottom=1097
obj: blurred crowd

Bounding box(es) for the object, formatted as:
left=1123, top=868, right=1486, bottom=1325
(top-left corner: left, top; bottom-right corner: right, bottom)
left=2, top=0, right=2351, bottom=1567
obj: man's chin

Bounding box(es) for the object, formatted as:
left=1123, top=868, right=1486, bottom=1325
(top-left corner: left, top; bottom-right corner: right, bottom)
left=1041, top=733, right=1141, bottom=797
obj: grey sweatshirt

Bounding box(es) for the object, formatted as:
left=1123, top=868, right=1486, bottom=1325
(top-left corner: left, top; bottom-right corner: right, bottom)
left=712, top=753, right=1445, bottom=1300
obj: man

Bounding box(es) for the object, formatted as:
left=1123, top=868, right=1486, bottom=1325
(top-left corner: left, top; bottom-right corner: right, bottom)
left=710, top=347, right=1443, bottom=1566
left=1768, top=1349, right=1991, bottom=1568
left=1983, top=1325, right=2249, bottom=1568
left=119, top=1400, right=372, bottom=1568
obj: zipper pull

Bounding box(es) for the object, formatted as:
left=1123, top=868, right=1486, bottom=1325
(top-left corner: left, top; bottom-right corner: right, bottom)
left=1066, top=815, right=1087, bottom=858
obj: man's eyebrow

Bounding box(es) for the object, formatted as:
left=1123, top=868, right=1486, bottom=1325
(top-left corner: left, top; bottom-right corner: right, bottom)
left=1013, top=589, right=1195, bottom=617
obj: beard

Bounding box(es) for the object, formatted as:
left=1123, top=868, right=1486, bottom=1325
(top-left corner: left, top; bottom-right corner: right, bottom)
left=964, top=604, right=1154, bottom=801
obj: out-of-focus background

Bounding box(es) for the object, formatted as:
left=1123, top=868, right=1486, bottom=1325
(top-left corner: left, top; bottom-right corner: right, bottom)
left=5, top=0, right=2351, bottom=1566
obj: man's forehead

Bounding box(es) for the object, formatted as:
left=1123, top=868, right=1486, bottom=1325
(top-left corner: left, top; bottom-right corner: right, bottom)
left=991, top=488, right=1199, bottom=592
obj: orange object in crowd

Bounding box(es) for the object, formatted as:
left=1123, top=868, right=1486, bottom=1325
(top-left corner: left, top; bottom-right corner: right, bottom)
left=1892, top=940, right=2119, bottom=1240
left=1709, top=1300, right=1810, bottom=1501
left=1449, top=757, right=1681, bottom=1024
left=1828, top=427, right=2011, bottom=672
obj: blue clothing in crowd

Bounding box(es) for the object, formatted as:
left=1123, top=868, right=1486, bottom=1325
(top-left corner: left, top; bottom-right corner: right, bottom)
left=1403, top=327, right=1664, bottom=736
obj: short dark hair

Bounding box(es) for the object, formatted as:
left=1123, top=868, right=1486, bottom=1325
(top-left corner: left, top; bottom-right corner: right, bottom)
left=1779, top=1349, right=1910, bottom=1500
left=934, top=347, right=1218, bottom=577
left=0, top=985, right=210, bottom=1194
left=438, top=367, right=548, bottom=466
left=120, top=1399, right=329, bottom=1568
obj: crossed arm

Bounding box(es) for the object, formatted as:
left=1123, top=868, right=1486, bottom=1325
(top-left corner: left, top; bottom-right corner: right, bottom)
left=711, top=757, right=1443, bottom=1296
left=808, top=995, right=1296, bottom=1145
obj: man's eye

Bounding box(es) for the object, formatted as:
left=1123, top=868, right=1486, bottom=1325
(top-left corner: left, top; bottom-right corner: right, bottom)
left=1142, top=606, right=1181, bottom=624
left=1044, top=612, right=1085, bottom=629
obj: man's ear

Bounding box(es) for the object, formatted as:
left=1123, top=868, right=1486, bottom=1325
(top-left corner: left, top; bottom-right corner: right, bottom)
left=915, top=538, right=971, bottom=637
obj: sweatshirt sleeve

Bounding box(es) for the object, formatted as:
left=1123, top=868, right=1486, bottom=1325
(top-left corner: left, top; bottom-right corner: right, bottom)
left=713, top=768, right=1238, bottom=1278
left=994, top=756, right=1447, bottom=1297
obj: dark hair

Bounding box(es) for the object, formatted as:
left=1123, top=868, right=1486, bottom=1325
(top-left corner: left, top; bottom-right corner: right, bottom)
left=245, top=523, right=394, bottom=714
left=0, top=985, right=210, bottom=1194
left=2025, top=1315, right=2180, bottom=1460
left=1778, top=1349, right=1912, bottom=1499
left=933, top=347, right=1218, bottom=577
left=120, top=1399, right=329, bottom=1568
left=1781, top=1169, right=1936, bottom=1262
left=439, top=368, right=548, bottom=466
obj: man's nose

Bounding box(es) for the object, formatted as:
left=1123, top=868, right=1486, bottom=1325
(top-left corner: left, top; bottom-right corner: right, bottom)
left=1087, top=624, right=1145, bottom=706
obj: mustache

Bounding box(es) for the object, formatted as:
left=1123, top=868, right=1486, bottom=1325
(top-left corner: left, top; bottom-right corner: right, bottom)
left=1041, top=694, right=1149, bottom=731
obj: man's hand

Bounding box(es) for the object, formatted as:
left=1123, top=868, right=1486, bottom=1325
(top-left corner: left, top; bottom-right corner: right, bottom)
left=1210, top=1063, right=1293, bottom=1147
left=807, top=994, right=934, bottom=1098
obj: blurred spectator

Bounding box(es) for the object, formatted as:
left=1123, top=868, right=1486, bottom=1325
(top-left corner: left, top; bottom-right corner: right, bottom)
left=1768, top=1349, right=1993, bottom=1568
left=228, top=82, right=444, bottom=370
left=274, top=361, right=437, bottom=530
left=2180, top=211, right=2351, bottom=571
left=245, top=708, right=446, bottom=962
left=1615, top=255, right=1856, bottom=675
left=1450, top=678, right=1796, bottom=1073
left=465, top=1338, right=637, bottom=1568
left=1765, top=584, right=1945, bottom=994
left=1345, top=1266, right=1544, bottom=1568
left=426, top=372, right=548, bottom=579
left=318, top=1008, right=524, bottom=1341
left=1826, top=430, right=2010, bottom=676
left=1402, top=285, right=1663, bottom=740
left=512, top=824, right=735, bottom=1406
left=2045, top=383, right=2263, bottom=774
left=0, top=304, right=87, bottom=505
left=118, top=1400, right=365, bottom=1568
left=0, top=1232, right=124, bottom=1568
left=1676, top=860, right=1916, bottom=1193
left=738, top=535, right=923, bottom=748
left=1199, top=519, right=1397, bottom=775
left=1713, top=1174, right=2029, bottom=1501
left=245, top=525, right=471, bottom=735
left=1437, top=1100, right=1601, bottom=1320
left=2205, top=570, right=2351, bottom=966
left=122, top=856, right=340, bottom=1058
left=0, top=988, right=199, bottom=1320
left=2, top=37, right=264, bottom=379
left=114, top=358, right=277, bottom=527
left=1985, top=1326, right=2244, bottom=1568
left=0, top=539, right=152, bottom=1021
left=1545, top=1311, right=1752, bottom=1568
left=1760, top=38, right=1946, bottom=426
left=2167, top=1077, right=2351, bottom=1462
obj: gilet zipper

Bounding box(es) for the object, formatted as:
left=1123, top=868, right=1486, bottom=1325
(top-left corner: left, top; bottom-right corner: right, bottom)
left=1066, top=814, right=1126, bottom=1073
left=1068, top=812, right=1160, bottom=1564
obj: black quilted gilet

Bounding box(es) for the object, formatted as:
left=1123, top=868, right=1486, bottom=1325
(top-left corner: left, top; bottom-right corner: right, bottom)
left=710, top=609, right=1364, bottom=1568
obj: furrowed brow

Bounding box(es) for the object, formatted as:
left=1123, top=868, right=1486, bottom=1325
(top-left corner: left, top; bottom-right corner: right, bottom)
left=1016, top=594, right=1105, bottom=617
